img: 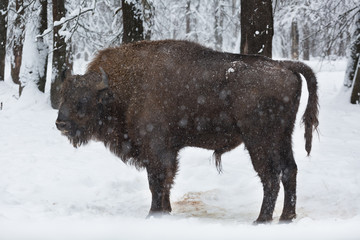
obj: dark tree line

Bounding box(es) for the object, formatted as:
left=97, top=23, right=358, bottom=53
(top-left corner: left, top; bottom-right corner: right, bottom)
left=0, top=0, right=359, bottom=105
left=122, top=0, right=144, bottom=43
left=0, top=0, right=8, bottom=83
left=346, top=12, right=360, bottom=104
left=10, top=0, right=25, bottom=96
left=51, top=0, right=72, bottom=109
left=240, top=0, right=273, bottom=58
left=37, top=0, right=48, bottom=93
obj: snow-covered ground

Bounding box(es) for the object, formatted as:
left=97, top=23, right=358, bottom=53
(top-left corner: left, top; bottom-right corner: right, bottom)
left=0, top=60, right=360, bottom=239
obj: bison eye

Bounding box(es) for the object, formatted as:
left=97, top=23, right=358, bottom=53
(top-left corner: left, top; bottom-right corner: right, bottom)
left=76, top=97, right=88, bottom=114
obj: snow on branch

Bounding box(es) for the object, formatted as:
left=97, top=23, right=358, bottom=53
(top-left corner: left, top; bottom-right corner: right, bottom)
left=36, top=2, right=96, bottom=41
left=302, top=5, right=360, bottom=43
left=0, top=9, right=8, bottom=16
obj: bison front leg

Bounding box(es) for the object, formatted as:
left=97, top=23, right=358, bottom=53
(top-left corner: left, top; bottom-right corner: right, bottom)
left=145, top=148, right=178, bottom=218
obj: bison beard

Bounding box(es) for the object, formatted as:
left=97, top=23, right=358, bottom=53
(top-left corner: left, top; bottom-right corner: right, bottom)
left=56, top=40, right=319, bottom=223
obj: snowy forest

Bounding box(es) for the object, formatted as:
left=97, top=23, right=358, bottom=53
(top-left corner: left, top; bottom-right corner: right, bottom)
left=1, top=1, right=360, bottom=239
left=0, top=0, right=360, bottom=106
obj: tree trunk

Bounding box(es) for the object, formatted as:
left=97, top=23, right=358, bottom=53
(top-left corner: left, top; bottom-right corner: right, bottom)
left=351, top=57, right=360, bottom=104
left=344, top=12, right=360, bottom=88
left=11, top=0, right=25, bottom=95
left=338, top=32, right=346, bottom=57
left=193, top=1, right=199, bottom=41
left=122, top=0, right=144, bottom=43
left=51, top=0, right=72, bottom=109
left=232, top=0, right=240, bottom=49
left=303, top=23, right=310, bottom=60
left=0, top=0, right=8, bottom=81
left=141, top=0, right=154, bottom=40
left=37, top=0, right=48, bottom=92
left=185, top=0, right=198, bottom=41
left=214, top=0, right=224, bottom=51
left=240, top=0, right=273, bottom=58
left=185, top=0, right=191, bottom=36
left=291, top=19, right=299, bottom=60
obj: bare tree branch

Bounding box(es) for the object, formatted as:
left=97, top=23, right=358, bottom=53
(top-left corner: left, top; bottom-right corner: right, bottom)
left=36, top=3, right=95, bottom=40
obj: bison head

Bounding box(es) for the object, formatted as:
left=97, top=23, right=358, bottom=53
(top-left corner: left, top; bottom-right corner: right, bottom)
left=56, top=69, right=113, bottom=147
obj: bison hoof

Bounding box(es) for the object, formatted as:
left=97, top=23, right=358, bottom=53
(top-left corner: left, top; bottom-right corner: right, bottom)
left=146, top=210, right=170, bottom=219
left=253, top=216, right=273, bottom=225
left=279, top=213, right=296, bottom=223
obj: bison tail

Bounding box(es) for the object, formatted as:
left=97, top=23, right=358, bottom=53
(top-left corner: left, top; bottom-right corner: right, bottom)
left=282, top=61, right=319, bottom=155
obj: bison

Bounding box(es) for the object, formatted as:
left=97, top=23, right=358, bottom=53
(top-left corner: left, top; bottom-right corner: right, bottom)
left=56, top=40, right=319, bottom=223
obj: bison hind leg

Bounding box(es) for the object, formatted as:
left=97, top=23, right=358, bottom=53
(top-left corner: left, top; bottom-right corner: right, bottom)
left=243, top=135, right=282, bottom=223
left=279, top=138, right=298, bottom=222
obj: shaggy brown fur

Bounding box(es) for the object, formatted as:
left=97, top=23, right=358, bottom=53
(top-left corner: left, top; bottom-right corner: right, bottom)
left=56, top=40, right=319, bottom=223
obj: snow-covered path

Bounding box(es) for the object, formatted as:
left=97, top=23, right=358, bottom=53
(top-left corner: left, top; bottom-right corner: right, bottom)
left=0, top=60, right=359, bottom=239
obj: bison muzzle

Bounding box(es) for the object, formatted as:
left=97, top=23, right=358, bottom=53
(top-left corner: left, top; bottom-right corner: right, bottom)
left=56, top=40, right=319, bottom=223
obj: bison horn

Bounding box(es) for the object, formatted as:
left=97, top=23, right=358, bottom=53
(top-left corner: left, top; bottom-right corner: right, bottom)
left=98, top=67, right=109, bottom=90
left=61, top=68, right=69, bottom=82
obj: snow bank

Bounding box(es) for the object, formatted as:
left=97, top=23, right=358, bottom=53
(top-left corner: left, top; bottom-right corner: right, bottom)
left=1, top=216, right=360, bottom=240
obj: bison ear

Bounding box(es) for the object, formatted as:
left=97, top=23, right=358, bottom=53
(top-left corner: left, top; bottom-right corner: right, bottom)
left=97, top=67, right=109, bottom=90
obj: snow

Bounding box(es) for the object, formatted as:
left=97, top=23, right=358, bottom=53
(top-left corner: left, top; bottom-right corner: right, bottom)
left=1, top=60, right=360, bottom=239
left=227, top=67, right=235, bottom=73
